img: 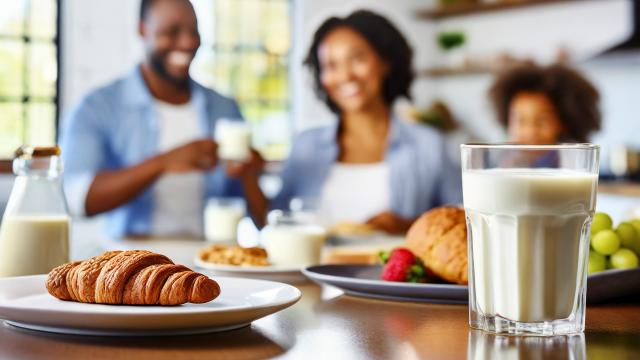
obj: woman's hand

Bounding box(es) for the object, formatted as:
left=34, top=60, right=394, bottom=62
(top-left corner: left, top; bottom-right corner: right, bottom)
left=225, top=149, right=265, bottom=180
left=225, top=149, right=268, bottom=228
left=160, top=139, right=218, bottom=173
left=366, top=211, right=414, bottom=235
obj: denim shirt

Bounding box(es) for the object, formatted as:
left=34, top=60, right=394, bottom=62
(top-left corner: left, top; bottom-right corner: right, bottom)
left=60, top=66, right=244, bottom=238
left=272, top=117, right=462, bottom=219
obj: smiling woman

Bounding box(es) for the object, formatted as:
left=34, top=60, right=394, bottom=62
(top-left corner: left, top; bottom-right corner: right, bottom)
left=269, top=10, right=462, bottom=235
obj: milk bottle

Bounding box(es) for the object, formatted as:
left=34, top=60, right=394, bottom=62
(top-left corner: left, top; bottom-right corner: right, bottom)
left=0, top=146, right=70, bottom=277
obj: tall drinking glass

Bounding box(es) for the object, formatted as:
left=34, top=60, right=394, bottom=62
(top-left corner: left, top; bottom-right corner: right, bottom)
left=461, top=144, right=599, bottom=336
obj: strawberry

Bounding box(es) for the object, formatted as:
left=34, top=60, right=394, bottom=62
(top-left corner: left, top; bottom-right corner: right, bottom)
left=380, top=248, right=426, bottom=283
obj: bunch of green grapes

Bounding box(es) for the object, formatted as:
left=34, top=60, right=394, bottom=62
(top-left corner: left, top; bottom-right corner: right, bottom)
left=589, top=212, right=640, bottom=274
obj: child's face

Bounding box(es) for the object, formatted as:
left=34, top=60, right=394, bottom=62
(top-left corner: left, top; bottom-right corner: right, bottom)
left=508, top=92, right=565, bottom=145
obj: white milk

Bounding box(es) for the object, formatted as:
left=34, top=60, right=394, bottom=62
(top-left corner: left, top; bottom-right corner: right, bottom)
left=463, top=169, right=597, bottom=322
left=217, top=122, right=251, bottom=161
left=261, top=225, right=327, bottom=266
left=0, top=215, right=70, bottom=277
left=204, top=205, right=244, bottom=243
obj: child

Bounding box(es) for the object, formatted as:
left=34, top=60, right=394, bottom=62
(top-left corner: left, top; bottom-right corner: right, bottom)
left=489, top=64, right=601, bottom=145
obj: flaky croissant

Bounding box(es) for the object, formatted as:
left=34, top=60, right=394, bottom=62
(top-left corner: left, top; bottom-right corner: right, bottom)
left=46, top=250, right=220, bottom=305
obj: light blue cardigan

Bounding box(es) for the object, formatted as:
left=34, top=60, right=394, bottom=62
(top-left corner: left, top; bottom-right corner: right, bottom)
left=272, top=117, right=462, bottom=219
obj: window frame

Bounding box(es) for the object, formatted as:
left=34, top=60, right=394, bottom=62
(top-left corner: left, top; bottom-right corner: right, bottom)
left=191, top=0, right=293, bottom=161
left=0, top=0, right=61, bottom=169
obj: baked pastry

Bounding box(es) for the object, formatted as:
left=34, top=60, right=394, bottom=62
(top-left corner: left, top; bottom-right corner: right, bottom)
left=405, top=207, right=468, bottom=284
left=46, top=250, right=220, bottom=305
left=199, top=244, right=270, bottom=266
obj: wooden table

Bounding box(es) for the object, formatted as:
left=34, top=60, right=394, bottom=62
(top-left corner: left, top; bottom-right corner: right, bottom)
left=2, top=238, right=639, bottom=359
left=1, top=281, right=639, bottom=359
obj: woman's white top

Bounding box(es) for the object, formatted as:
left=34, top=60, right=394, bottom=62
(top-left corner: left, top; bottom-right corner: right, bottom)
left=151, top=100, right=204, bottom=236
left=318, top=162, right=390, bottom=226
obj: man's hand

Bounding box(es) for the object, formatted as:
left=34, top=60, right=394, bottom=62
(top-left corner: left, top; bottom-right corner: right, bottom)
left=160, top=139, right=218, bottom=173
left=366, top=211, right=415, bottom=235
left=225, top=149, right=265, bottom=181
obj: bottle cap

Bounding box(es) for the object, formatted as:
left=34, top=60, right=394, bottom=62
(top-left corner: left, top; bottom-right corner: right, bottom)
left=14, top=146, right=61, bottom=159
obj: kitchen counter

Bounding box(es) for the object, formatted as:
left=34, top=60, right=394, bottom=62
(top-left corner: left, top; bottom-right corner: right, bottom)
left=0, top=238, right=639, bottom=359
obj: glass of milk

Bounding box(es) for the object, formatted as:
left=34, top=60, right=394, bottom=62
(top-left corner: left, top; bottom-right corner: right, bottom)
left=0, top=146, right=70, bottom=277
left=204, top=197, right=245, bottom=243
left=260, top=210, right=327, bottom=266
left=215, top=119, right=251, bottom=162
left=461, top=144, right=599, bottom=336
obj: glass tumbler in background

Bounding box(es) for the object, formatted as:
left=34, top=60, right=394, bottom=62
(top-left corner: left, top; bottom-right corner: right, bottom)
left=461, top=144, right=599, bottom=336
left=204, top=197, right=246, bottom=244
left=215, top=119, right=252, bottom=162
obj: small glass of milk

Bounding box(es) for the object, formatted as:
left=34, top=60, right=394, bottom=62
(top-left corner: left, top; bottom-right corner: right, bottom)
left=461, top=143, right=599, bottom=336
left=215, top=119, right=252, bottom=162
left=204, top=197, right=245, bottom=243
left=260, top=210, right=327, bottom=267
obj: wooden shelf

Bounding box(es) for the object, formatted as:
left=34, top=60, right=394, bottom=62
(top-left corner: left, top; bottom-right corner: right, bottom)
left=418, top=65, right=495, bottom=78
left=599, top=182, right=640, bottom=198
left=417, top=0, right=584, bottom=20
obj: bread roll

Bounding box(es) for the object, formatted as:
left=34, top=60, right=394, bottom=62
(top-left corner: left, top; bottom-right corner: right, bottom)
left=405, top=207, right=468, bottom=284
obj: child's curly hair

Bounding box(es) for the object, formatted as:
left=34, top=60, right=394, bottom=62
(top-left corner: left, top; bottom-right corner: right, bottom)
left=489, top=64, right=601, bottom=143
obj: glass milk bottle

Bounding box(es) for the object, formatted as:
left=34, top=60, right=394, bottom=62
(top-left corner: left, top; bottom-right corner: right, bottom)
left=0, top=146, right=70, bottom=277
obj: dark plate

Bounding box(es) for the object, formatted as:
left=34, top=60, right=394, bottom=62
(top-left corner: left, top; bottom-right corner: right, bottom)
left=303, top=265, right=640, bottom=304
left=586, top=267, right=640, bottom=303
left=302, top=265, right=467, bottom=304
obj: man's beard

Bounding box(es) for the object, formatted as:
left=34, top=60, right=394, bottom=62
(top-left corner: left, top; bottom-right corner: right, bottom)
left=149, top=52, right=191, bottom=89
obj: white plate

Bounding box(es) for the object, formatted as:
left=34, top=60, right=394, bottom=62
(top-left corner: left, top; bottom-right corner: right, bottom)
left=0, top=275, right=301, bottom=336
left=194, top=257, right=307, bottom=283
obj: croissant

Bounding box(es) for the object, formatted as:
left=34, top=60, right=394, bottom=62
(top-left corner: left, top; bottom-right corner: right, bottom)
left=46, top=250, right=221, bottom=305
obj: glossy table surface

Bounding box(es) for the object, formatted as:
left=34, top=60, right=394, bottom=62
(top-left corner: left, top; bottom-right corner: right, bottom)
left=1, top=281, right=639, bottom=359
left=1, top=239, right=639, bottom=359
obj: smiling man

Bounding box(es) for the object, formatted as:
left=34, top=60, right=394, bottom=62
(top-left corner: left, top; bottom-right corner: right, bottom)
left=60, top=0, right=265, bottom=238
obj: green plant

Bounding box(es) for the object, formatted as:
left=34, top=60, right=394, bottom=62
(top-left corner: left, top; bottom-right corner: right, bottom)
left=437, top=31, right=466, bottom=51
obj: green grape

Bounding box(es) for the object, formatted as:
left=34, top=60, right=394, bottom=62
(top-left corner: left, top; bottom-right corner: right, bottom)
left=631, top=219, right=640, bottom=235
left=616, top=222, right=640, bottom=256
left=610, top=248, right=639, bottom=269
left=588, top=251, right=607, bottom=274
left=591, top=230, right=621, bottom=255
left=591, top=212, right=613, bottom=234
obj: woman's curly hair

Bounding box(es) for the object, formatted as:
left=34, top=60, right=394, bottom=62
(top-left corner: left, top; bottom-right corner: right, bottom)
left=489, top=63, right=601, bottom=143
left=304, top=10, right=414, bottom=114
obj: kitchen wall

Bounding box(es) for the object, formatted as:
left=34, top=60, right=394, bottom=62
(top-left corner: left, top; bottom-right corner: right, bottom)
left=60, top=0, right=142, bottom=113
left=419, top=0, right=637, bottom=172
left=59, top=0, right=636, bottom=143
left=2, top=0, right=637, bottom=221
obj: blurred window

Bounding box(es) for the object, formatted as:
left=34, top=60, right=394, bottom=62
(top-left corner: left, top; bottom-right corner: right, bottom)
left=0, top=0, right=59, bottom=159
left=190, top=0, right=291, bottom=161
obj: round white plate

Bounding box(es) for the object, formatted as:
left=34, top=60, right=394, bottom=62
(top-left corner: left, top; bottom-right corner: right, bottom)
left=0, top=275, right=301, bottom=336
left=194, top=257, right=308, bottom=283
